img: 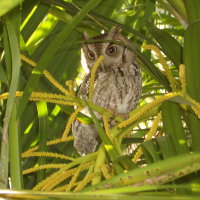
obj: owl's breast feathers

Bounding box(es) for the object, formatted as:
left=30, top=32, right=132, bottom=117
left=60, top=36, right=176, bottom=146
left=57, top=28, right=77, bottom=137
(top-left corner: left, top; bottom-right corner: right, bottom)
left=79, top=63, right=142, bottom=115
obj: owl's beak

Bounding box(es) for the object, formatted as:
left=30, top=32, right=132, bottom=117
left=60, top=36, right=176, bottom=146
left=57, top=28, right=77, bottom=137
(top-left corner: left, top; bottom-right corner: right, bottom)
left=100, top=62, right=109, bottom=72
left=101, top=63, right=106, bottom=71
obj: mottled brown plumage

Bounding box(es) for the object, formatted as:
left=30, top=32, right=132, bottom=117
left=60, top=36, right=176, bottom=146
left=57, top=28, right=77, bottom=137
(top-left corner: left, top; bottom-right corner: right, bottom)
left=72, top=28, right=142, bottom=155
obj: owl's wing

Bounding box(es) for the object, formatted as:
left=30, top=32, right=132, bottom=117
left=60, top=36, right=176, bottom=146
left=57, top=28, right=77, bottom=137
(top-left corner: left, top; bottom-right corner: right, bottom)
left=77, top=73, right=90, bottom=99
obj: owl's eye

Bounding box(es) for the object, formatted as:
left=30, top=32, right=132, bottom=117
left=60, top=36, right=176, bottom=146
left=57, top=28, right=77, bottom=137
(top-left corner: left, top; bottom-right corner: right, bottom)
left=106, top=45, right=117, bottom=56
left=88, top=51, right=95, bottom=60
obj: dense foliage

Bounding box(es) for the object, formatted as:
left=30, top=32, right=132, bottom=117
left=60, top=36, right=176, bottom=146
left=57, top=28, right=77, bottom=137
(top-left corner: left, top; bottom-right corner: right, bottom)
left=1, top=0, right=200, bottom=199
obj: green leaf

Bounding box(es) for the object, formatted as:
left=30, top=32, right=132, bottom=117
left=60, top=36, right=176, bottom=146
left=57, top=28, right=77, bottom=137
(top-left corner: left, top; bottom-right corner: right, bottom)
left=0, top=10, right=21, bottom=188
left=184, top=21, right=200, bottom=153
left=135, top=49, right=171, bottom=91
left=156, top=0, right=188, bottom=27
left=0, top=62, right=8, bottom=84
left=156, top=135, right=177, bottom=158
left=87, top=153, right=200, bottom=190
left=36, top=101, right=49, bottom=182
left=147, top=22, right=183, bottom=67
left=0, top=0, right=22, bottom=17
left=1, top=188, right=200, bottom=200
left=161, top=101, right=189, bottom=154
left=93, top=0, right=124, bottom=17
left=167, top=0, right=188, bottom=24
left=144, top=0, right=155, bottom=21
left=184, top=21, right=200, bottom=101
left=21, top=2, right=50, bottom=42
left=184, top=0, right=200, bottom=24
left=9, top=103, right=23, bottom=189
left=44, top=0, right=153, bottom=43
left=188, top=112, right=200, bottom=153
left=142, top=140, right=160, bottom=163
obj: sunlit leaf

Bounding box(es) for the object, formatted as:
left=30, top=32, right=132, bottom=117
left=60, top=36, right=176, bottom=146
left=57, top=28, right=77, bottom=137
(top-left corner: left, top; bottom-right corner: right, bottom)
left=0, top=0, right=22, bottom=17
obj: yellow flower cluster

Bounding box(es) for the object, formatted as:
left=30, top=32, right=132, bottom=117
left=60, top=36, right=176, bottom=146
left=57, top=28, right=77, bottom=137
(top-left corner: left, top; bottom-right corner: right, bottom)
left=118, top=92, right=181, bottom=128
left=29, top=91, right=76, bottom=102
left=66, top=80, right=75, bottom=96
left=0, top=90, right=81, bottom=107
left=192, top=107, right=200, bottom=119
left=33, top=161, right=93, bottom=191
left=62, top=107, right=82, bottom=139
left=132, top=147, right=143, bottom=163
left=103, top=114, right=113, bottom=142
left=65, top=164, right=83, bottom=191
left=20, top=54, right=37, bottom=67
left=186, top=96, right=200, bottom=119
left=21, top=54, right=71, bottom=94
left=21, top=135, right=74, bottom=177
left=23, top=164, right=66, bottom=175
left=146, top=112, right=162, bottom=140
left=73, top=173, right=94, bottom=192
left=132, top=112, right=162, bottom=162
left=22, top=151, right=74, bottom=161
left=43, top=70, right=70, bottom=95
left=179, top=64, right=186, bottom=93
left=47, top=136, right=74, bottom=146
left=20, top=54, right=80, bottom=104
left=34, top=167, right=77, bottom=191
left=0, top=91, right=23, bottom=100
left=89, top=55, right=104, bottom=101
left=22, top=136, right=74, bottom=157
left=101, top=164, right=112, bottom=179
left=142, top=44, right=178, bottom=91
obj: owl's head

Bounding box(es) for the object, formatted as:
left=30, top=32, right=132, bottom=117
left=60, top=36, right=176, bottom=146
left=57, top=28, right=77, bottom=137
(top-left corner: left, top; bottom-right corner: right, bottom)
left=81, top=27, right=136, bottom=73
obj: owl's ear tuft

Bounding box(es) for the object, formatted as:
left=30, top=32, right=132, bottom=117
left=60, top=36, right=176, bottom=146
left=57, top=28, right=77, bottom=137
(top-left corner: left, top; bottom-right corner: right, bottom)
left=111, top=26, right=121, bottom=33
left=83, top=32, right=90, bottom=40
left=108, top=26, right=122, bottom=40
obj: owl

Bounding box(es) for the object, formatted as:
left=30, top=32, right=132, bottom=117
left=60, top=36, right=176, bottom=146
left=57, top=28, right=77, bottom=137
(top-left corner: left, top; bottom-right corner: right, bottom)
left=72, top=27, right=142, bottom=155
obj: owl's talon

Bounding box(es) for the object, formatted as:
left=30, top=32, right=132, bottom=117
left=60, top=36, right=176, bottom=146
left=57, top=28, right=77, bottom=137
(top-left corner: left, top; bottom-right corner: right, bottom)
left=104, top=108, right=116, bottom=118
left=117, top=113, right=129, bottom=120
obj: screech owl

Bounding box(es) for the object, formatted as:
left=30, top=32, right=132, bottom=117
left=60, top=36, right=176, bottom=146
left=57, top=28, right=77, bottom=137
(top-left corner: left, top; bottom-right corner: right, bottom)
left=72, top=27, right=142, bottom=155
